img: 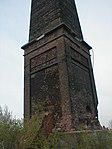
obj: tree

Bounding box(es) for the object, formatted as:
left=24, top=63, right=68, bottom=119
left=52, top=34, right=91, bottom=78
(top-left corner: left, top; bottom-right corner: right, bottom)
left=0, top=104, right=57, bottom=149
left=19, top=103, right=52, bottom=149
left=0, top=106, right=22, bottom=149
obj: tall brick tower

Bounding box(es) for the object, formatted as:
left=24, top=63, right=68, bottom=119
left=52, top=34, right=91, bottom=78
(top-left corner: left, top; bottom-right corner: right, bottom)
left=22, top=0, right=100, bottom=130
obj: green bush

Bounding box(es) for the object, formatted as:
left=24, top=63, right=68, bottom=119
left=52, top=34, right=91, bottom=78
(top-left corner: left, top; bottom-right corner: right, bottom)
left=54, top=131, right=112, bottom=149
left=0, top=105, right=112, bottom=149
left=0, top=106, right=22, bottom=149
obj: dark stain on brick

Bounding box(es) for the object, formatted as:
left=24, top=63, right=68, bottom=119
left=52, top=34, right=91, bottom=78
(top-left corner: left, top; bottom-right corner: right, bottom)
left=30, top=65, right=62, bottom=131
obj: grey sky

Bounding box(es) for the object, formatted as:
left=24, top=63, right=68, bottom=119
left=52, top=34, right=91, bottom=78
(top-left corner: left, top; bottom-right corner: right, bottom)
left=0, top=0, right=112, bottom=127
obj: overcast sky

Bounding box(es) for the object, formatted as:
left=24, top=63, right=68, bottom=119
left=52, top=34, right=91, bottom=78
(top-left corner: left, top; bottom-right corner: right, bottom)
left=0, top=0, right=112, bottom=127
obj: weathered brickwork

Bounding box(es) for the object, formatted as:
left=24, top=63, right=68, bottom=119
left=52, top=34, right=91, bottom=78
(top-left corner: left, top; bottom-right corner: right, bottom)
left=71, top=62, right=95, bottom=127
left=63, top=33, right=100, bottom=129
left=30, top=64, right=61, bottom=122
left=22, top=0, right=101, bottom=133
left=30, top=47, right=57, bottom=72
left=29, top=0, right=61, bottom=41
left=29, top=0, right=83, bottom=41
left=59, top=0, right=83, bottom=39
left=71, top=48, right=88, bottom=67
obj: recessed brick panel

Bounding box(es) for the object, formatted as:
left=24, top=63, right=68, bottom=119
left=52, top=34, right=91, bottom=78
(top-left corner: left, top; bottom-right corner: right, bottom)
left=71, top=48, right=88, bottom=67
left=30, top=65, right=62, bottom=121
left=71, top=61, right=95, bottom=126
left=31, top=48, right=57, bottom=70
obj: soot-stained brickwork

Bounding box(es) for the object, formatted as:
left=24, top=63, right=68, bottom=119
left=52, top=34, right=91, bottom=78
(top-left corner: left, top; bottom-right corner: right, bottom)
left=22, top=0, right=101, bottom=132
left=29, top=0, right=83, bottom=41
left=30, top=65, right=61, bottom=117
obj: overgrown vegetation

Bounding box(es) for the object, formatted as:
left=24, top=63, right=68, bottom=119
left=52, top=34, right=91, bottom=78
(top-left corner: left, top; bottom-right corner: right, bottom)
left=0, top=105, right=112, bottom=149
left=56, top=131, right=112, bottom=149
left=0, top=106, right=22, bottom=149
